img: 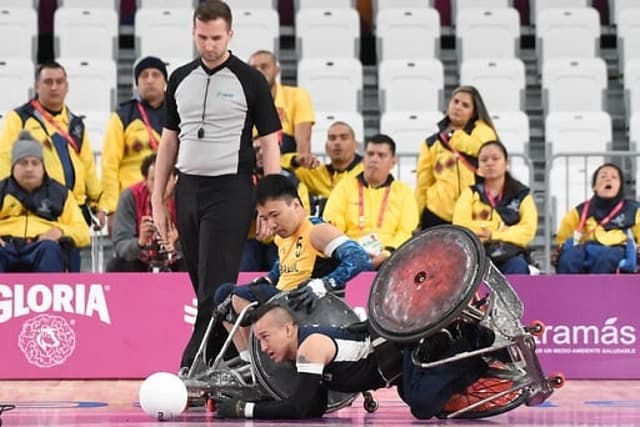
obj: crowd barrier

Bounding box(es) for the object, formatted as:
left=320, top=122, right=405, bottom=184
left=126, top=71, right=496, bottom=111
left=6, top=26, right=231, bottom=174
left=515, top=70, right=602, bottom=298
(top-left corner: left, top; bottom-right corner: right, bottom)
left=0, top=272, right=637, bottom=380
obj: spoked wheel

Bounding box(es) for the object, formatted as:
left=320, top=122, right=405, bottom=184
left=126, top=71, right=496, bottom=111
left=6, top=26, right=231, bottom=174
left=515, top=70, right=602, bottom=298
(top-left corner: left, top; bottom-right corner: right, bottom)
left=250, top=293, right=360, bottom=413
left=439, top=376, right=528, bottom=419
left=368, top=225, right=489, bottom=343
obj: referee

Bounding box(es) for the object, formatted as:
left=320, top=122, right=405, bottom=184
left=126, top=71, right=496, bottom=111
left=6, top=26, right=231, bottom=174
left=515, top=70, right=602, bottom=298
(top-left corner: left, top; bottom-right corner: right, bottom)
left=152, top=0, right=281, bottom=372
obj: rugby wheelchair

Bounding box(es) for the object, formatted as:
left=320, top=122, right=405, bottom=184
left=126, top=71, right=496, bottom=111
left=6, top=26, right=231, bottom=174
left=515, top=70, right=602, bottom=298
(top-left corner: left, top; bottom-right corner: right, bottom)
left=367, top=225, right=563, bottom=418
left=181, top=225, right=562, bottom=419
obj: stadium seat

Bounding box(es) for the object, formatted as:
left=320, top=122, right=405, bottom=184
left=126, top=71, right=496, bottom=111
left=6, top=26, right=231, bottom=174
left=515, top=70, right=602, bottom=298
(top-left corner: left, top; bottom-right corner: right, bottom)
left=545, top=112, right=612, bottom=230
left=158, top=57, right=194, bottom=77
left=297, top=57, right=363, bottom=112
left=225, top=0, right=276, bottom=9
left=490, top=111, right=531, bottom=186
left=63, top=59, right=117, bottom=113
left=60, top=0, right=119, bottom=8
left=617, top=9, right=640, bottom=67
left=380, top=111, right=442, bottom=188
left=135, top=8, right=194, bottom=59
left=0, top=7, right=38, bottom=61
left=459, top=58, right=525, bottom=112
left=2, top=0, right=37, bottom=8
left=0, top=59, right=33, bottom=118
left=546, top=111, right=611, bottom=153
left=456, top=7, right=520, bottom=62
left=296, top=8, right=360, bottom=59
left=136, top=0, right=197, bottom=7
left=378, top=58, right=444, bottom=113
left=310, top=111, right=364, bottom=155
left=375, top=8, right=440, bottom=62
left=536, top=8, right=600, bottom=64
left=530, top=0, right=588, bottom=25
left=81, top=110, right=111, bottom=154
left=542, top=58, right=607, bottom=114
left=624, top=59, right=640, bottom=119
left=451, top=0, right=509, bottom=26
left=296, top=0, right=353, bottom=11
left=54, top=7, right=119, bottom=60
left=608, top=0, right=636, bottom=25
left=375, top=0, right=433, bottom=12
left=229, top=8, right=279, bottom=61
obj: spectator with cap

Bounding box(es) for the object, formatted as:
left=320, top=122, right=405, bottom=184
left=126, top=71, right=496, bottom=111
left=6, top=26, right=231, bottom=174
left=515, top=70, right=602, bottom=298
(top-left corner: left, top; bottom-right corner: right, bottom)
left=100, top=56, right=168, bottom=221
left=0, top=130, right=90, bottom=272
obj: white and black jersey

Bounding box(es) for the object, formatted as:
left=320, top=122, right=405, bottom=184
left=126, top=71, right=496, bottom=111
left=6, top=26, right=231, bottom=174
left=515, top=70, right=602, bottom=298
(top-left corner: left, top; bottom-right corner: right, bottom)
left=297, top=325, right=387, bottom=393
left=164, top=53, right=281, bottom=176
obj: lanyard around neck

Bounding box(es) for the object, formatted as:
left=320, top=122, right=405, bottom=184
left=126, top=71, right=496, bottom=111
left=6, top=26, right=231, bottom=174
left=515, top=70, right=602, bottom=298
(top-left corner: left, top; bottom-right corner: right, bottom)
left=358, top=180, right=391, bottom=230
left=136, top=102, right=159, bottom=150
left=31, top=100, right=80, bottom=153
left=578, top=198, right=625, bottom=232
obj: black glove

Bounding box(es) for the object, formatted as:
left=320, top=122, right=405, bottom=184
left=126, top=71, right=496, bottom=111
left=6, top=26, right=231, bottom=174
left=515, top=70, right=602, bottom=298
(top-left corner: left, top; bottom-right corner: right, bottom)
left=214, top=396, right=246, bottom=418
left=287, top=278, right=336, bottom=313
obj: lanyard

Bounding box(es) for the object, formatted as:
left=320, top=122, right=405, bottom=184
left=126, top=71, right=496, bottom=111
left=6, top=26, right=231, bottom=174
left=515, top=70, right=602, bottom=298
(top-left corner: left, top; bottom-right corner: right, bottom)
left=485, top=188, right=503, bottom=209
left=30, top=100, right=80, bottom=153
left=578, top=198, right=625, bottom=232
left=439, top=131, right=477, bottom=174
left=136, top=102, right=159, bottom=150
left=358, top=180, right=391, bottom=230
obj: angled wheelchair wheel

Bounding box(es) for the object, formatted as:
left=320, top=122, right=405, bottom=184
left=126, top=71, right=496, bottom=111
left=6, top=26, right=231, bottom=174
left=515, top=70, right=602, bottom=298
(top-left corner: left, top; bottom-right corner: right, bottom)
left=249, top=292, right=360, bottom=413
left=368, top=225, right=488, bottom=343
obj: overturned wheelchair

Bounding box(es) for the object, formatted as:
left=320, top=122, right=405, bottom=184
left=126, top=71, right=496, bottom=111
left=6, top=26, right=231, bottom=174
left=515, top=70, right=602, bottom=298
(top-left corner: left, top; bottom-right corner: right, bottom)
left=181, top=225, right=562, bottom=419
left=368, top=225, right=563, bottom=419
left=181, top=289, right=371, bottom=413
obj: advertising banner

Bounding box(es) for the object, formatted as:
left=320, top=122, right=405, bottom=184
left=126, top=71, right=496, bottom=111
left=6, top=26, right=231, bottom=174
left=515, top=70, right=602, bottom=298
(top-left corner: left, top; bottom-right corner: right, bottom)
left=0, top=273, right=637, bottom=379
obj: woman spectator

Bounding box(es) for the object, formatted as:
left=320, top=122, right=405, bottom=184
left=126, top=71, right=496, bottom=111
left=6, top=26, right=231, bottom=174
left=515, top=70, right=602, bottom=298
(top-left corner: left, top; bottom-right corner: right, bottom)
left=453, top=141, right=537, bottom=274
left=416, top=86, right=497, bottom=229
left=554, top=163, right=640, bottom=274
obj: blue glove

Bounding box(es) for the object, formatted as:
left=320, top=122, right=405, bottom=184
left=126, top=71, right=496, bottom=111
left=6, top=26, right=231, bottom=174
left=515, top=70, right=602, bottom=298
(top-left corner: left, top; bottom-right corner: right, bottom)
left=287, top=278, right=337, bottom=313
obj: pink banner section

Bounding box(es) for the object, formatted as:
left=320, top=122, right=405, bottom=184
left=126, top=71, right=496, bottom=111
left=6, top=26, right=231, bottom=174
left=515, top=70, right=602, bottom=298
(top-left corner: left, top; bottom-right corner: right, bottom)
left=0, top=273, right=638, bottom=379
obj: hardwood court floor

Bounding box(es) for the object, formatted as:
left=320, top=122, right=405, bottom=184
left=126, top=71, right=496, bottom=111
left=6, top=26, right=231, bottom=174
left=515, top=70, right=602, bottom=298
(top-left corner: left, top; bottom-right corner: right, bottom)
left=1, top=380, right=639, bottom=426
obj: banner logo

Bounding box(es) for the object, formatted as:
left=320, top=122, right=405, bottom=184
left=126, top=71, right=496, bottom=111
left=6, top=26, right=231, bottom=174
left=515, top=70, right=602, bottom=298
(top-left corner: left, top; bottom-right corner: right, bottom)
left=0, top=284, right=111, bottom=325
left=18, top=314, right=76, bottom=368
left=536, top=317, right=637, bottom=355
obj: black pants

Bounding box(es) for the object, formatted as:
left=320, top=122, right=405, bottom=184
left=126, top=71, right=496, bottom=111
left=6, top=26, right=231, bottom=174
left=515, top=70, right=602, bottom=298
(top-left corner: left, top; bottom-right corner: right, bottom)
left=175, top=173, right=255, bottom=368
left=420, top=207, right=450, bottom=230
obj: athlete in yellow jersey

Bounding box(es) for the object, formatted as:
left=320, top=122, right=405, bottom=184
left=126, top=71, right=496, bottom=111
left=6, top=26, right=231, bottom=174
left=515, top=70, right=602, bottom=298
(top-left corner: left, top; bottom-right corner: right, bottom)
left=213, top=174, right=370, bottom=364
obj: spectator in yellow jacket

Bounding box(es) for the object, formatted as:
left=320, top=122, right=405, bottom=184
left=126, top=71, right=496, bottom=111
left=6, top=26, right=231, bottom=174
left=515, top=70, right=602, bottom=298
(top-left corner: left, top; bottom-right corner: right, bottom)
left=249, top=50, right=315, bottom=155
left=282, top=121, right=363, bottom=215
left=416, top=86, right=497, bottom=229
left=0, top=62, right=103, bottom=226
left=453, top=141, right=538, bottom=274
left=0, top=131, right=90, bottom=272
left=554, top=163, right=640, bottom=274
left=324, top=134, right=419, bottom=269
left=100, top=56, right=168, bottom=216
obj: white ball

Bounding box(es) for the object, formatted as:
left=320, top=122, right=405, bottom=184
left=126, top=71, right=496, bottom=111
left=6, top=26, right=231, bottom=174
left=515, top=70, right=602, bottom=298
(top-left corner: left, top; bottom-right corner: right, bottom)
left=139, top=372, right=188, bottom=421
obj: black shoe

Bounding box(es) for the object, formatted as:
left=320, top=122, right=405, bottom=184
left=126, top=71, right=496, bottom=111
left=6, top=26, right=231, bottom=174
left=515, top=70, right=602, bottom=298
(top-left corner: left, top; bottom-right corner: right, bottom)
left=413, top=329, right=454, bottom=363
left=448, top=321, right=495, bottom=350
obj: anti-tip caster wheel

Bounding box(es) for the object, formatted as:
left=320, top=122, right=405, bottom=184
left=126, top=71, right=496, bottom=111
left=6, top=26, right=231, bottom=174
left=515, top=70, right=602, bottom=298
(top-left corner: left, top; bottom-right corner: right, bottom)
left=549, top=373, right=566, bottom=389
left=363, top=391, right=379, bottom=413
left=526, top=320, right=545, bottom=336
